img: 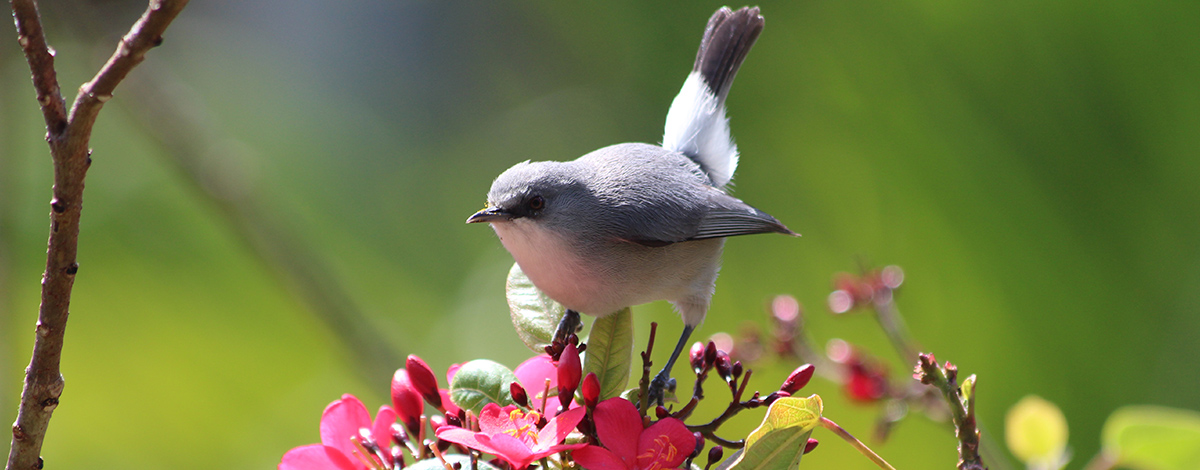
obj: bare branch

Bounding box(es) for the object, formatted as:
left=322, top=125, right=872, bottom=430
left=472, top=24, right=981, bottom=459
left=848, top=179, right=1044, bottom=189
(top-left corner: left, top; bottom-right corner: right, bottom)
left=11, top=0, right=68, bottom=135
left=7, top=1, right=190, bottom=469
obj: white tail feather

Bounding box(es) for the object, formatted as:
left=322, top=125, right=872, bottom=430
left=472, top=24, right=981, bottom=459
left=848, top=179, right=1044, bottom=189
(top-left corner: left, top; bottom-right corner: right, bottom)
left=662, top=72, right=738, bottom=188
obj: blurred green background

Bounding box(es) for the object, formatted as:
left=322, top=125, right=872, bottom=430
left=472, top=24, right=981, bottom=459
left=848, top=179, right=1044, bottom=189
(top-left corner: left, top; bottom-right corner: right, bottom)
left=2, top=0, right=1198, bottom=468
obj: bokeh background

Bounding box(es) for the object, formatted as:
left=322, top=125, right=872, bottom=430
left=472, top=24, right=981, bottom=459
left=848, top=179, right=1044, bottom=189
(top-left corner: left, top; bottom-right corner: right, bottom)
left=2, top=0, right=1198, bottom=468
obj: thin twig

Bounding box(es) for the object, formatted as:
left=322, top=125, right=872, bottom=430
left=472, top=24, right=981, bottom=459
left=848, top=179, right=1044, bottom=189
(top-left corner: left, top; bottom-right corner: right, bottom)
left=7, top=1, right=189, bottom=469
left=819, top=417, right=896, bottom=470
left=915, top=353, right=987, bottom=470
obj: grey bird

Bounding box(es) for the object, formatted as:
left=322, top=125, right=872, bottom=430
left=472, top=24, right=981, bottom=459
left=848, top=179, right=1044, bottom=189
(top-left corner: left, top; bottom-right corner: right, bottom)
left=468, top=6, right=795, bottom=404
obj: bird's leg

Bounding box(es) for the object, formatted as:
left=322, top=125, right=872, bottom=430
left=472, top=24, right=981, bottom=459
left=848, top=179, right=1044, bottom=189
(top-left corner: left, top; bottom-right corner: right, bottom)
left=649, top=325, right=695, bottom=406
left=548, top=309, right=583, bottom=360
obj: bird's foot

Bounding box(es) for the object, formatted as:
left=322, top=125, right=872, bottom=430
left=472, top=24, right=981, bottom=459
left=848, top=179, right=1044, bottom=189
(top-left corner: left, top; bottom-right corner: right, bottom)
left=546, top=309, right=583, bottom=360
left=648, top=369, right=677, bottom=407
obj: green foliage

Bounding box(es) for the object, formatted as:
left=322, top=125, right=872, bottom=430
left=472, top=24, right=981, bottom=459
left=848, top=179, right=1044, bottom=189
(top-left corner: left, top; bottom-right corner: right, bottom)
left=506, top=263, right=564, bottom=352
left=1102, top=405, right=1200, bottom=470
left=730, top=395, right=823, bottom=470
left=1005, top=395, right=1069, bottom=469
left=449, top=359, right=518, bottom=414
left=582, top=308, right=634, bottom=401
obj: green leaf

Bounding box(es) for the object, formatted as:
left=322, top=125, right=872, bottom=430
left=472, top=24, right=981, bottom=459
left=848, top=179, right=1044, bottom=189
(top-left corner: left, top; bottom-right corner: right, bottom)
left=506, top=263, right=564, bottom=352
left=408, top=454, right=501, bottom=470
left=582, top=308, right=634, bottom=401
left=450, top=359, right=519, bottom=414
left=1005, top=395, right=1069, bottom=467
left=729, top=395, right=823, bottom=470
left=1102, top=405, right=1200, bottom=470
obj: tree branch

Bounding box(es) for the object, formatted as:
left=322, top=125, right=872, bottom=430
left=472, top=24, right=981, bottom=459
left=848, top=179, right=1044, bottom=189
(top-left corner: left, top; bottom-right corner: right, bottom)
left=7, top=1, right=189, bottom=469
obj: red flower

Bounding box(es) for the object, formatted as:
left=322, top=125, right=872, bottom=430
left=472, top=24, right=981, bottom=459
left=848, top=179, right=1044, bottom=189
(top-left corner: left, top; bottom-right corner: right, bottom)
left=573, top=398, right=696, bottom=470
left=436, top=403, right=587, bottom=469
left=279, top=394, right=397, bottom=470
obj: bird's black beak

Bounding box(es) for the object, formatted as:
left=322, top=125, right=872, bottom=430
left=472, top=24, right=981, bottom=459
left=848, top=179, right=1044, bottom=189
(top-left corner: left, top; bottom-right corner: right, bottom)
left=466, top=206, right=513, bottom=224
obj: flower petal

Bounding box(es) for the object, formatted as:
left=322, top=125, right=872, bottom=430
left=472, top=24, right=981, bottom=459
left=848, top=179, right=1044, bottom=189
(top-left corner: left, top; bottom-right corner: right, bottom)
left=535, top=406, right=586, bottom=451
left=478, top=432, right=536, bottom=469
left=279, top=444, right=359, bottom=470
left=593, top=398, right=643, bottom=462
left=477, top=403, right=521, bottom=435
left=573, top=445, right=631, bottom=470
left=635, top=418, right=695, bottom=470
left=320, top=394, right=373, bottom=461
left=515, top=355, right=558, bottom=411
left=436, top=428, right=497, bottom=455
left=373, top=406, right=398, bottom=448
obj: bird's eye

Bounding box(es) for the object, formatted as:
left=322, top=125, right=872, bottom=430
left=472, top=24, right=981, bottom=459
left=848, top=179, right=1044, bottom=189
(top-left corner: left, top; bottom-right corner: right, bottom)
left=528, top=195, right=545, bottom=211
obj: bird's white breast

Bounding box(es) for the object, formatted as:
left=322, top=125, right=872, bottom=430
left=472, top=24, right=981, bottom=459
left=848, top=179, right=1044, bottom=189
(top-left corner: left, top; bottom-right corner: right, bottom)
left=491, top=219, right=607, bottom=314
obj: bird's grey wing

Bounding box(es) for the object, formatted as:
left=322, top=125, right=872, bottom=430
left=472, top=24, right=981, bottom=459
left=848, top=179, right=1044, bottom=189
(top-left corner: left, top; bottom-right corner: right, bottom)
left=620, top=186, right=794, bottom=247
left=689, top=189, right=795, bottom=240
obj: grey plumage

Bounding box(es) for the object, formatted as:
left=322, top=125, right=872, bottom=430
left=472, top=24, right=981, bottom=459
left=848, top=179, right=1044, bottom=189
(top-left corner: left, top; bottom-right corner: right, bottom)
left=469, top=6, right=790, bottom=404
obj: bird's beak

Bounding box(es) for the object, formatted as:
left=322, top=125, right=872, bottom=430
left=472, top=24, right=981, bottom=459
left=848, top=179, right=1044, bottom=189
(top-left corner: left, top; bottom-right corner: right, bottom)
left=466, top=206, right=513, bottom=224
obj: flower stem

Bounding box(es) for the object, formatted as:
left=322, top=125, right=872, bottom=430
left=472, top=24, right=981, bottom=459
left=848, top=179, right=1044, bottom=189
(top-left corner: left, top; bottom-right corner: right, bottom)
left=819, top=417, right=896, bottom=470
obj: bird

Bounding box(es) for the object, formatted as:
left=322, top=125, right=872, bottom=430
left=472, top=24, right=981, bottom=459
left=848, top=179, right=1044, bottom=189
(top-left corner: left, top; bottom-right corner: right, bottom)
left=467, top=6, right=794, bottom=405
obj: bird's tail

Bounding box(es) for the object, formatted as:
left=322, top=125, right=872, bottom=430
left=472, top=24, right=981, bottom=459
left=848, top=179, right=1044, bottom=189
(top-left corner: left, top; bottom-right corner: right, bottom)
left=662, top=7, right=764, bottom=189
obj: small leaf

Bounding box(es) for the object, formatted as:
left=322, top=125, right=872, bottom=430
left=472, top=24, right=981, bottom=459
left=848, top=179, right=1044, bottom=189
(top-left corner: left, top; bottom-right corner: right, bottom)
left=1005, top=395, right=1069, bottom=467
left=450, top=359, right=518, bottom=414
left=582, top=308, right=634, bottom=401
left=1102, top=405, right=1200, bottom=470
left=506, top=263, right=564, bottom=352
left=729, top=395, right=823, bottom=470
left=408, top=454, right=501, bottom=470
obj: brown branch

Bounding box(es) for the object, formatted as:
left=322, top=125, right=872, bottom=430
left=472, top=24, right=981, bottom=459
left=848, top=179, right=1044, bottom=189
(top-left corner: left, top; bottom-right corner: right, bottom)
left=7, top=1, right=190, bottom=469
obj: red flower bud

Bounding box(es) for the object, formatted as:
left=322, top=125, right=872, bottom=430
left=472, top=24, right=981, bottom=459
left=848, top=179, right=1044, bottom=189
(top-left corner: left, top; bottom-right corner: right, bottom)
left=780, top=364, right=815, bottom=395
left=429, top=414, right=447, bottom=432
left=689, top=341, right=705, bottom=372
left=655, top=405, right=670, bottom=419
left=582, top=372, right=600, bottom=409
left=715, top=350, right=733, bottom=381
left=707, top=445, right=724, bottom=468
left=391, top=369, right=423, bottom=433
left=510, top=382, right=529, bottom=408
left=804, top=438, right=819, bottom=454
left=406, top=355, right=443, bottom=409
left=557, top=342, right=582, bottom=412
left=704, top=341, right=718, bottom=369
left=731, top=361, right=744, bottom=380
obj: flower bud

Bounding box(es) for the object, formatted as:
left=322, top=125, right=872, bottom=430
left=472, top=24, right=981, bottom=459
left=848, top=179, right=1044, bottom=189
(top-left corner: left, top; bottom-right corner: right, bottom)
left=692, top=432, right=705, bottom=458
left=510, top=382, right=529, bottom=408
left=715, top=350, right=733, bottom=382
left=391, top=369, right=423, bottom=433
left=704, top=341, right=718, bottom=369
left=406, top=355, right=443, bottom=409
left=804, top=438, right=819, bottom=454
left=731, top=361, right=743, bottom=381
left=706, top=445, right=724, bottom=469
left=780, top=364, right=815, bottom=395
left=581, top=372, right=600, bottom=409
left=689, top=341, right=705, bottom=372
left=557, top=343, right=582, bottom=412
left=655, top=406, right=670, bottom=419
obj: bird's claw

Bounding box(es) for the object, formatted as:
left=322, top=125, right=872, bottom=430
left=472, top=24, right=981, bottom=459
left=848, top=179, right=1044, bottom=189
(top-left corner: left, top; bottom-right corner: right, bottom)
left=546, top=310, right=583, bottom=360
left=648, top=372, right=677, bottom=407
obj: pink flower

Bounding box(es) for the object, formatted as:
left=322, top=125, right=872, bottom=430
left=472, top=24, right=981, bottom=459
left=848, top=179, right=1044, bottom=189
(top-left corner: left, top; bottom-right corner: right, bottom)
left=573, top=398, right=696, bottom=470
left=280, top=394, right=397, bottom=470
left=514, top=354, right=579, bottom=414
left=436, top=403, right=587, bottom=469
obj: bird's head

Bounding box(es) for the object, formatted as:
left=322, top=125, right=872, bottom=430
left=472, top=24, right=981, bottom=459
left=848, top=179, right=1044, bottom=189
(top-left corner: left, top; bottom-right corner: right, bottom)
left=466, top=161, right=585, bottom=226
